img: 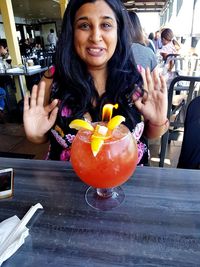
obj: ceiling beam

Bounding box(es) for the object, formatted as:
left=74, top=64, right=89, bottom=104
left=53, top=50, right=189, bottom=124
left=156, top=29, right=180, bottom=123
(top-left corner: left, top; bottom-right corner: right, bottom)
left=126, top=5, right=164, bottom=8
left=127, top=9, right=162, bottom=12
left=123, top=0, right=166, bottom=3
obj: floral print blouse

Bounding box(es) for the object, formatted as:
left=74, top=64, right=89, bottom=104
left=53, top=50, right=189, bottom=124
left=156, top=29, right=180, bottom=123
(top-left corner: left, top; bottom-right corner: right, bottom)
left=46, top=84, right=149, bottom=165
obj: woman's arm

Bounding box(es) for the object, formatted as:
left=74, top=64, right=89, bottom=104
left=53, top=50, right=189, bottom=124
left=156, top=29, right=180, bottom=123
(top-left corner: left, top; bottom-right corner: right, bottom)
left=144, top=119, right=169, bottom=139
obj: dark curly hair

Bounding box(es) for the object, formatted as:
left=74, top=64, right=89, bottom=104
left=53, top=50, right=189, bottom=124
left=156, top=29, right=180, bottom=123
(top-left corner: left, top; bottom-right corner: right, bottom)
left=53, top=0, right=143, bottom=126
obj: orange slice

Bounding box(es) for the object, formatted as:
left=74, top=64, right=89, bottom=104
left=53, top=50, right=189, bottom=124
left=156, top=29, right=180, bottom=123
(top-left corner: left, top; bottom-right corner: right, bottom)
left=69, top=119, right=94, bottom=131
left=107, top=115, right=125, bottom=130
left=91, top=136, right=104, bottom=157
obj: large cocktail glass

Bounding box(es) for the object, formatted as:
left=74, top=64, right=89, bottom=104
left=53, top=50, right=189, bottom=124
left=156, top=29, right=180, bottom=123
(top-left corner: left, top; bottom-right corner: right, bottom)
left=71, top=123, right=138, bottom=211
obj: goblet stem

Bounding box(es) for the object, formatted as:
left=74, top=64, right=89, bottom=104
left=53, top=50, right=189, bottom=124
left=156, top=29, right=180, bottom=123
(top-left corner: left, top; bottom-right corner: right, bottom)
left=96, top=188, right=114, bottom=198
left=85, top=186, right=125, bottom=211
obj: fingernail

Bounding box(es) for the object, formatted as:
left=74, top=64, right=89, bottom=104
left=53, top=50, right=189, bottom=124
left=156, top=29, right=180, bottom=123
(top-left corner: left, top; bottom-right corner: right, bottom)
left=49, top=66, right=55, bottom=75
left=134, top=91, right=142, bottom=98
left=137, top=64, right=142, bottom=73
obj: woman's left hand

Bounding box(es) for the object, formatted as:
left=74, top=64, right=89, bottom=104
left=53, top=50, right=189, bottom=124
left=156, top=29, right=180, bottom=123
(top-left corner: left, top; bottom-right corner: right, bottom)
left=132, top=67, right=168, bottom=125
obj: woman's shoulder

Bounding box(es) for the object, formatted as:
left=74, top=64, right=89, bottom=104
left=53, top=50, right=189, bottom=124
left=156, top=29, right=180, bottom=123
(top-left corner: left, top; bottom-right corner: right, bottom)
left=131, top=42, right=157, bottom=71
left=131, top=42, right=155, bottom=55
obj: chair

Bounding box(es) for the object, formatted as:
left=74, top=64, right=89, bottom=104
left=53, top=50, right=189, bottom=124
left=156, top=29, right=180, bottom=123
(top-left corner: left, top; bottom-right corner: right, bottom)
left=159, top=75, right=200, bottom=167
left=174, top=56, right=200, bottom=73
left=177, top=96, right=200, bottom=169
left=42, top=52, right=55, bottom=67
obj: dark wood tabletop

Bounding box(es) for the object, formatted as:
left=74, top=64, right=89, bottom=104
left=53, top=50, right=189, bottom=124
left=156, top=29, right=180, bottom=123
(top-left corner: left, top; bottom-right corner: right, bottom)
left=0, top=157, right=200, bottom=266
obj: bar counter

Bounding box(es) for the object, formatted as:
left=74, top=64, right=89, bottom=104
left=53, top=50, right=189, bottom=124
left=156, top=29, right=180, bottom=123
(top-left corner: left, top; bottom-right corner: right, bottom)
left=0, top=157, right=200, bottom=266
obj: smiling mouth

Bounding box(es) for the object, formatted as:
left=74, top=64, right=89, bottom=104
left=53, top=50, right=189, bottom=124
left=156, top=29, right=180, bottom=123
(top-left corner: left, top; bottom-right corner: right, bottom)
left=87, top=48, right=104, bottom=56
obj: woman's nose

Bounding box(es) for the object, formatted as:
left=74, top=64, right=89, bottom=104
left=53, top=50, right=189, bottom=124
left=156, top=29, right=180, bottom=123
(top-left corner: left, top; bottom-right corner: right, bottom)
left=89, top=27, right=102, bottom=42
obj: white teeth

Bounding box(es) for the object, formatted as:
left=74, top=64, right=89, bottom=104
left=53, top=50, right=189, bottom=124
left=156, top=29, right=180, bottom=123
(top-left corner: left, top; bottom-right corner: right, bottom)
left=88, top=48, right=102, bottom=52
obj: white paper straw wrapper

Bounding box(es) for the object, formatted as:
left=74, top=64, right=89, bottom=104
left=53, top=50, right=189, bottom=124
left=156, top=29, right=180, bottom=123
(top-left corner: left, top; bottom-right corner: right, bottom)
left=0, top=203, right=43, bottom=257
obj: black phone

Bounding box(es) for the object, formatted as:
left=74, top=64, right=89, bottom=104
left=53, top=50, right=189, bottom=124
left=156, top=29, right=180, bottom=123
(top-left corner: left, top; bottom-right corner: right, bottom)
left=0, top=168, right=14, bottom=199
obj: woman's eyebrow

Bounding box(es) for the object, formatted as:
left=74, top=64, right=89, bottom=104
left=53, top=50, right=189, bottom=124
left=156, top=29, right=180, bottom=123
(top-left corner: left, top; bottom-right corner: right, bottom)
left=75, top=16, right=88, bottom=23
left=102, top=16, right=114, bottom=20
left=75, top=15, right=114, bottom=23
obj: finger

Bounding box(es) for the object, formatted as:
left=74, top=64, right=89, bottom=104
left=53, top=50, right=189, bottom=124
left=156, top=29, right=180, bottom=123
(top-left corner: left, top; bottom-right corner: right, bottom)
left=159, top=73, right=167, bottom=93
left=134, top=97, right=144, bottom=111
left=145, top=67, right=154, bottom=93
left=24, top=94, right=30, bottom=112
left=45, top=99, right=59, bottom=113
left=131, top=86, right=143, bottom=102
left=49, top=106, right=59, bottom=126
left=37, top=81, right=46, bottom=107
left=142, top=90, right=148, bottom=104
left=152, top=67, right=161, bottom=90
left=139, top=66, right=148, bottom=91
left=30, top=85, right=38, bottom=108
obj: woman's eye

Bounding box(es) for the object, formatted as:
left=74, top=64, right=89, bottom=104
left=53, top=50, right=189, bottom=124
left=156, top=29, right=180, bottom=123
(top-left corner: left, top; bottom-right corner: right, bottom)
left=102, top=23, right=112, bottom=30
left=78, top=23, right=90, bottom=30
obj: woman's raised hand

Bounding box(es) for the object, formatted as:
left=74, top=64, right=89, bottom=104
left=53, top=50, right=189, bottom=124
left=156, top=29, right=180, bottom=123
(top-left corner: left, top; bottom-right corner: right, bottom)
left=133, top=67, right=168, bottom=125
left=23, top=81, right=58, bottom=143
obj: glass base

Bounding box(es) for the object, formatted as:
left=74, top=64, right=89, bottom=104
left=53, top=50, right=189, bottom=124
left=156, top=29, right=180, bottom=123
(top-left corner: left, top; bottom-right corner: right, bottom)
left=85, top=186, right=125, bottom=211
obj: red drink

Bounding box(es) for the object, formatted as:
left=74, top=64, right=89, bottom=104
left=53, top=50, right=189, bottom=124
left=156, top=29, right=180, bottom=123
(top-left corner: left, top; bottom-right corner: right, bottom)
left=71, top=123, right=138, bottom=188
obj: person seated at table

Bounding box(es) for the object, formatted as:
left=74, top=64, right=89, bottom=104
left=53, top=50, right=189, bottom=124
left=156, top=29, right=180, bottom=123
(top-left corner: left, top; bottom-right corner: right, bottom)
left=0, top=39, right=16, bottom=122
left=19, top=38, right=32, bottom=56
left=0, top=39, right=11, bottom=60
left=0, top=39, right=12, bottom=70
left=159, top=28, right=180, bottom=71
left=128, top=11, right=157, bottom=72
left=23, top=0, right=169, bottom=165
left=177, top=96, right=200, bottom=169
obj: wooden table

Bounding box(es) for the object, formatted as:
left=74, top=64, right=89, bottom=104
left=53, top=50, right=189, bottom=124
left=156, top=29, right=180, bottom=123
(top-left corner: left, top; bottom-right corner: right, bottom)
left=0, top=158, right=200, bottom=266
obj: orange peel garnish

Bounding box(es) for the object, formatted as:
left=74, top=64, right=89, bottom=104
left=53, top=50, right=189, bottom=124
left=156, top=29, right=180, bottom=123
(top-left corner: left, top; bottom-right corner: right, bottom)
left=107, top=115, right=125, bottom=130
left=70, top=104, right=126, bottom=157
left=69, top=119, right=94, bottom=131
left=91, top=136, right=104, bottom=157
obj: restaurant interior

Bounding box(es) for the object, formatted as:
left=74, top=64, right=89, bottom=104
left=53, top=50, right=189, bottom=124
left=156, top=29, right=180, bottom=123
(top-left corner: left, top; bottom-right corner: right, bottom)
left=1, top=1, right=200, bottom=266
left=0, top=0, right=200, bottom=168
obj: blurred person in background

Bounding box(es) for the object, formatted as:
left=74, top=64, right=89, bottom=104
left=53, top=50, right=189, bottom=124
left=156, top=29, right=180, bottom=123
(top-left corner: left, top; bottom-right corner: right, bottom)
left=47, top=29, right=58, bottom=50
left=128, top=11, right=157, bottom=72
left=153, top=30, right=162, bottom=51
left=0, top=39, right=11, bottom=60
left=146, top=32, right=156, bottom=53
left=159, top=28, right=180, bottom=61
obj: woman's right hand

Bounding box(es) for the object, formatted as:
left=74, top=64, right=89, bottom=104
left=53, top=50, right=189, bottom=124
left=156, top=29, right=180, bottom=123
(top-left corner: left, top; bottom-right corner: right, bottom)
left=23, top=81, right=59, bottom=144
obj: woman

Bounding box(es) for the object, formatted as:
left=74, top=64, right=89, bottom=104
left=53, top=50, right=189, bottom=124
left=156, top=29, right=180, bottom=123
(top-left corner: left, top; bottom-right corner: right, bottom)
left=0, top=39, right=10, bottom=60
left=128, top=11, right=157, bottom=71
left=23, top=0, right=168, bottom=165
left=159, top=28, right=180, bottom=61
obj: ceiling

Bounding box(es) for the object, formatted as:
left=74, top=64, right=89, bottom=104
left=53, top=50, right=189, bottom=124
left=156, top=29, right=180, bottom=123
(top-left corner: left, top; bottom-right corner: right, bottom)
left=123, top=0, right=168, bottom=13
left=3, top=0, right=61, bottom=21
left=1, top=0, right=168, bottom=22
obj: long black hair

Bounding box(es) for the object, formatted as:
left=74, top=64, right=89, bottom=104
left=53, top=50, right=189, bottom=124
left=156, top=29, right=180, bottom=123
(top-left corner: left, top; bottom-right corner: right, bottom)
left=54, top=0, right=143, bottom=125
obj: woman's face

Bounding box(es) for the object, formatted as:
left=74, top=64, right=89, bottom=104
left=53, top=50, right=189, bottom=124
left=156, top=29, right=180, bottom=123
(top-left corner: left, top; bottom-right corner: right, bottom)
left=0, top=46, right=7, bottom=56
left=74, top=0, right=118, bottom=71
left=161, top=37, right=170, bottom=46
